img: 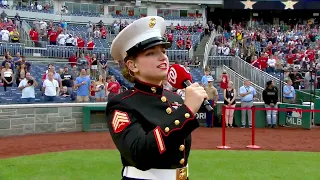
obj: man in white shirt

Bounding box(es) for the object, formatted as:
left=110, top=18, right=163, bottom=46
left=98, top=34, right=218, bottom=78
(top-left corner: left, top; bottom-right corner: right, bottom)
left=18, top=72, right=38, bottom=103
left=42, top=72, right=59, bottom=102
left=223, top=45, right=230, bottom=56
left=37, top=4, right=43, bottom=11
left=267, top=55, right=276, bottom=73
left=57, top=33, right=66, bottom=46
left=65, top=34, right=74, bottom=46
left=1, top=27, right=10, bottom=42
left=39, top=19, right=47, bottom=30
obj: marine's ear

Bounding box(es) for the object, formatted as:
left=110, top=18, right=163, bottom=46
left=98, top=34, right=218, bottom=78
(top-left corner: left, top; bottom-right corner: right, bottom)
left=126, top=59, right=138, bottom=73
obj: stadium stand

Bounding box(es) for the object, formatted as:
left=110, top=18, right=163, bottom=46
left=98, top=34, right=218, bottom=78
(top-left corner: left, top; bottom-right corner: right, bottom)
left=0, top=1, right=208, bottom=104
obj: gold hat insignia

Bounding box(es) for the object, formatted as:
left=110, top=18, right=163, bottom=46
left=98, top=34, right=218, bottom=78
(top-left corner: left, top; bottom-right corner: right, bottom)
left=149, top=18, right=156, bottom=28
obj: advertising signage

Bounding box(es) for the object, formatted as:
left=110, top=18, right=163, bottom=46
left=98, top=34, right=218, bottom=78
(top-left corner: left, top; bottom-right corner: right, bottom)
left=224, top=0, right=320, bottom=10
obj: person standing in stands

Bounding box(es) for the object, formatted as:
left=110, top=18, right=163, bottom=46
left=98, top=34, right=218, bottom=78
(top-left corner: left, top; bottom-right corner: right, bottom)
left=107, top=75, right=120, bottom=100
left=1, top=62, right=13, bottom=91
left=18, top=72, right=38, bottom=103
left=74, top=68, right=91, bottom=102
left=60, top=66, right=74, bottom=99
left=283, top=79, right=296, bottom=104
left=262, top=80, right=278, bottom=128
left=106, top=16, right=208, bottom=180
left=239, top=79, right=257, bottom=128
left=204, top=77, right=219, bottom=128
left=42, top=72, right=59, bottom=102
left=220, top=70, right=229, bottom=90
left=201, top=68, right=213, bottom=87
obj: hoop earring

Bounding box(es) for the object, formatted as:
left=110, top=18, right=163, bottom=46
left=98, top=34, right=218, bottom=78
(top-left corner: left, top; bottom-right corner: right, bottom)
left=129, top=70, right=135, bottom=77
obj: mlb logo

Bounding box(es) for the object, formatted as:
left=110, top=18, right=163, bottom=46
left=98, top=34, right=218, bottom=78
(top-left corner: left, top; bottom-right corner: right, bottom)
left=287, top=108, right=302, bottom=118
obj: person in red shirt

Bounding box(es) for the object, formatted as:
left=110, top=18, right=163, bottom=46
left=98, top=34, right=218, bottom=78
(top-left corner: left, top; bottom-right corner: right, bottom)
left=100, top=26, right=107, bottom=39
left=29, top=27, right=40, bottom=47
left=90, top=80, right=96, bottom=98
left=185, top=37, right=192, bottom=50
left=177, top=38, right=183, bottom=49
left=251, top=56, right=260, bottom=68
left=107, top=75, right=120, bottom=100
left=76, top=35, right=85, bottom=54
left=87, top=38, right=95, bottom=51
left=220, top=71, right=229, bottom=90
left=182, top=25, right=188, bottom=31
left=48, top=28, right=58, bottom=45
left=68, top=53, right=77, bottom=66
left=258, top=53, right=268, bottom=71
left=305, top=47, right=315, bottom=62
left=167, top=31, right=173, bottom=42
left=57, top=25, right=63, bottom=35
left=85, top=53, right=92, bottom=67
left=286, top=52, right=296, bottom=67
left=175, top=24, right=180, bottom=31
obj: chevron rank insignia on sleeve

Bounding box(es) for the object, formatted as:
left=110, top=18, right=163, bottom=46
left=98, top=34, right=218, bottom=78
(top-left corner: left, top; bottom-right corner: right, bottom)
left=111, top=110, right=131, bottom=133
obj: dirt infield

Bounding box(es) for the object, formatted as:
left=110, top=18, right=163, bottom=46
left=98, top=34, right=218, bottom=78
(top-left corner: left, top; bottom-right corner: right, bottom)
left=1, top=127, right=320, bottom=159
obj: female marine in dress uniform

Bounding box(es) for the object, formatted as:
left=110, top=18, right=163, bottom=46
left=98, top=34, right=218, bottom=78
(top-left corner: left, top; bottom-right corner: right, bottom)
left=106, top=16, right=208, bottom=180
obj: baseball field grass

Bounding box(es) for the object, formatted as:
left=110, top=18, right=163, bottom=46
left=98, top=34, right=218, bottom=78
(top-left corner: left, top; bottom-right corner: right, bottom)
left=1, top=150, right=320, bottom=180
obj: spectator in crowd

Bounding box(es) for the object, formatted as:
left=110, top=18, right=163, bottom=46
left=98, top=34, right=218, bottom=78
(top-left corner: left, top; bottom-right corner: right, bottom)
left=68, top=53, right=77, bottom=66
left=48, top=27, right=58, bottom=45
left=57, top=31, right=66, bottom=46
left=204, top=77, right=219, bottom=128
left=201, top=68, right=213, bottom=87
left=239, top=79, right=257, bottom=128
left=71, top=65, right=79, bottom=78
left=267, top=54, right=276, bottom=73
left=262, top=80, right=278, bottom=128
left=1, top=26, right=10, bottom=42
left=107, top=75, right=120, bottom=100
left=289, top=67, right=304, bottom=89
left=105, top=75, right=111, bottom=100
left=42, top=72, right=59, bottom=102
left=74, top=68, right=91, bottom=102
left=42, top=65, right=62, bottom=93
left=91, top=54, right=98, bottom=79
left=60, top=66, right=73, bottom=99
left=89, top=80, right=95, bottom=100
left=12, top=52, right=22, bottom=65
left=1, top=52, right=14, bottom=71
left=162, top=78, right=173, bottom=91
left=177, top=88, right=185, bottom=100
left=65, top=34, right=75, bottom=46
left=15, top=56, right=31, bottom=71
left=183, top=61, right=190, bottom=72
left=304, top=68, right=316, bottom=90
left=94, top=28, right=101, bottom=38
left=94, top=75, right=106, bottom=102
left=15, top=62, right=27, bottom=85
left=60, top=86, right=70, bottom=97
left=220, top=70, right=229, bottom=90
left=283, top=79, right=296, bottom=104
left=10, top=28, right=19, bottom=43
left=1, top=62, right=13, bottom=91
left=224, top=81, right=236, bottom=128
left=29, top=27, right=40, bottom=47
left=87, top=38, right=95, bottom=51
left=99, top=53, right=108, bottom=72
left=77, top=53, right=89, bottom=70
left=14, top=13, right=22, bottom=29
left=86, top=21, right=93, bottom=38
left=18, top=72, right=38, bottom=103
left=1, top=10, right=7, bottom=22
left=86, top=69, right=91, bottom=78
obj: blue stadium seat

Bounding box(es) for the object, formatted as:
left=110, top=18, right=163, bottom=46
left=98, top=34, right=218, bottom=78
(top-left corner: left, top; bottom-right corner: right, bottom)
left=0, top=97, right=18, bottom=104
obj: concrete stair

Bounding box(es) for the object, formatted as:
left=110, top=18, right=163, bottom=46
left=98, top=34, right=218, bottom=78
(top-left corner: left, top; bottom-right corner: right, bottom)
left=194, top=34, right=210, bottom=61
